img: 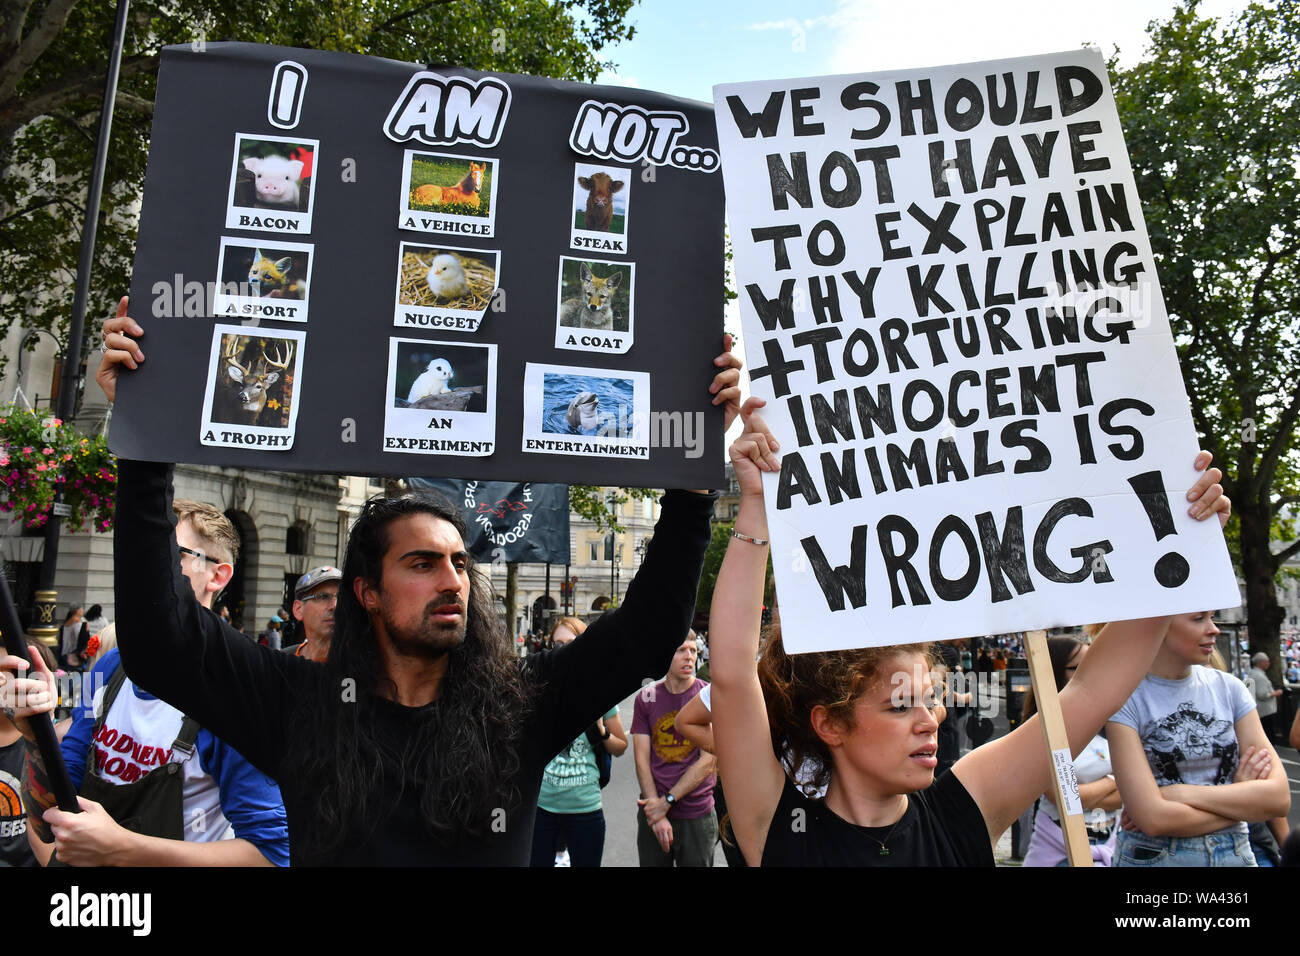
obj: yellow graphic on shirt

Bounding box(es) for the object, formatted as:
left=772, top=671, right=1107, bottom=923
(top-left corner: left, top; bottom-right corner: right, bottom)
left=653, top=711, right=692, bottom=763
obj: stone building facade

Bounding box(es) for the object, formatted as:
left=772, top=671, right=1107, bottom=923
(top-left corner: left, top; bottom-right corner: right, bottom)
left=508, top=493, right=661, bottom=639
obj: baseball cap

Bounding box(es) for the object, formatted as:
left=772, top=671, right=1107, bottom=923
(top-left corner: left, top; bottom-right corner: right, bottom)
left=295, top=566, right=342, bottom=597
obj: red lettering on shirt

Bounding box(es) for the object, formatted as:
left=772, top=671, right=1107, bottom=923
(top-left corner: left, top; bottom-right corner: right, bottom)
left=112, top=733, right=134, bottom=754
left=138, top=746, right=154, bottom=765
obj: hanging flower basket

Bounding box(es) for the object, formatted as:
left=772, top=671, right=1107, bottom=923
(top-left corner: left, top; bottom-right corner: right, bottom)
left=0, top=405, right=116, bottom=532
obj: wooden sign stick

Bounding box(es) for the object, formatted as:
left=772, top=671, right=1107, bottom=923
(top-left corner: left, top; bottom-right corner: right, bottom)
left=1025, top=629, right=1091, bottom=867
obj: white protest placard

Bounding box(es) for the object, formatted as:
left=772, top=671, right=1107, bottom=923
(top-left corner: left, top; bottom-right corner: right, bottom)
left=715, top=49, right=1239, bottom=653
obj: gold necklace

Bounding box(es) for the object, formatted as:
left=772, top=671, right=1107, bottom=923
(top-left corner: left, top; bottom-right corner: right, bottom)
left=863, top=817, right=903, bottom=856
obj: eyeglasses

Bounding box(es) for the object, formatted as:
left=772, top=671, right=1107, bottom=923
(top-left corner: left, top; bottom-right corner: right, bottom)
left=299, top=592, right=338, bottom=606
left=179, top=545, right=224, bottom=565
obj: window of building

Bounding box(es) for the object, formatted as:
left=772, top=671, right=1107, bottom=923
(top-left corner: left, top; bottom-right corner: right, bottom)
left=287, top=521, right=309, bottom=556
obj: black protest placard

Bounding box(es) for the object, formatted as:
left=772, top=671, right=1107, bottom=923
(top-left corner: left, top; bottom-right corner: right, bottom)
left=111, top=43, right=725, bottom=489
left=406, top=478, right=570, bottom=564
left=715, top=50, right=1238, bottom=652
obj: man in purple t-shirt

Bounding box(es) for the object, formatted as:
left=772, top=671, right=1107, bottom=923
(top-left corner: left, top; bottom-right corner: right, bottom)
left=632, top=634, right=717, bottom=866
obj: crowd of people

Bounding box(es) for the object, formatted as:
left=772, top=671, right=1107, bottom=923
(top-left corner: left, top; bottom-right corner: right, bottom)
left=0, top=304, right=1295, bottom=869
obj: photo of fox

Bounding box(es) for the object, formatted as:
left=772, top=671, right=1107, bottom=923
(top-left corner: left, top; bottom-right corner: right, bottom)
left=219, top=245, right=310, bottom=300
left=247, top=249, right=308, bottom=299
left=557, top=261, right=631, bottom=332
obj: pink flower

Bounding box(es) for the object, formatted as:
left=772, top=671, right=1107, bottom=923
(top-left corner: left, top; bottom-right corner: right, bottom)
left=35, top=463, right=46, bottom=472
left=0, top=457, right=8, bottom=466
left=21, top=446, right=32, bottom=455
left=42, top=447, right=53, bottom=455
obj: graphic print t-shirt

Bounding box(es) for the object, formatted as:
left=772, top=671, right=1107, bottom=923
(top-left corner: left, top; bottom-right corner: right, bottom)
left=0, top=737, right=36, bottom=866
left=631, top=677, right=713, bottom=819
left=538, top=705, right=619, bottom=815
left=1110, top=667, right=1255, bottom=787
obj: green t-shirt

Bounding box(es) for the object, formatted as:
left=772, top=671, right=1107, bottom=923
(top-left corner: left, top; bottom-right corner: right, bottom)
left=537, top=705, right=619, bottom=814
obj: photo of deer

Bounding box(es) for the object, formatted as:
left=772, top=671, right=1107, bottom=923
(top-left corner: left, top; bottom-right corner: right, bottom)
left=211, top=333, right=298, bottom=428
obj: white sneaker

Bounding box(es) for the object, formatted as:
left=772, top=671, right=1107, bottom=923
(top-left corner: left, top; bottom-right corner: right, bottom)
left=554, top=849, right=571, bottom=867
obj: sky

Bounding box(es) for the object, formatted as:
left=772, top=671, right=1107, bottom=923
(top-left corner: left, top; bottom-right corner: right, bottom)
left=596, top=0, right=1252, bottom=103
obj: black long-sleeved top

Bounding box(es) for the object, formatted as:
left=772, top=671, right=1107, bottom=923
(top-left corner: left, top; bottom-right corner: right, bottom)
left=114, top=459, right=713, bottom=865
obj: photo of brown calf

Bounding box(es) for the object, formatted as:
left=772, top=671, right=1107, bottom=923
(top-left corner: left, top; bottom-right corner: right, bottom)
left=578, top=172, right=624, bottom=232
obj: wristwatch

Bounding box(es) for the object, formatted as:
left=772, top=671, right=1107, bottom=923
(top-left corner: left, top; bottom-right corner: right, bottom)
left=664, top=793, right=676, bottom=806
left=601, top=727, right=612, bottom=739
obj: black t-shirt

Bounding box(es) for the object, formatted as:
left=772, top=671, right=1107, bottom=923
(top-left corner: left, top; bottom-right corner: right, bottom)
left=113, top=460, right=713, bottom=866
left=761, top=771, right=994, bottom=867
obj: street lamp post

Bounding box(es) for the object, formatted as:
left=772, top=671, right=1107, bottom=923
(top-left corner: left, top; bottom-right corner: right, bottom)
left=33, top=0, right=132, bottom=644
left=607, top=531, right=617, bottom=605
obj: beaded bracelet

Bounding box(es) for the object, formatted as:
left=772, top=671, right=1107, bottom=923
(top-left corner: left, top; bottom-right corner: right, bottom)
left=730, top=529, right=769, bottom=547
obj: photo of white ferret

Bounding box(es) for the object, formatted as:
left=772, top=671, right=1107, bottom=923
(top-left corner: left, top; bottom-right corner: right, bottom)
left=407, top=358, right=455, bottom=403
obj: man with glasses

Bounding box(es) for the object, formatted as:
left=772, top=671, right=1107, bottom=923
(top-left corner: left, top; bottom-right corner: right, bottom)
left=284, top=566, right=340, bottom=662
left=13, top=498, right=288, bottom=866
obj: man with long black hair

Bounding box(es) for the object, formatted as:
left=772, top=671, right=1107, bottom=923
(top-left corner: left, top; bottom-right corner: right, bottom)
left=94, top=302, right=742, bottom=864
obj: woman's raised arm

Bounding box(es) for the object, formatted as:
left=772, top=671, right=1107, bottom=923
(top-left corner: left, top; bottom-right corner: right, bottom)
left=709, top=399, right=787, bottom=866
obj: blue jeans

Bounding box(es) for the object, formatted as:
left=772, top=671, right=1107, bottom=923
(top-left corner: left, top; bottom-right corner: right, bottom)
left=530, top=808, right=606, bottom=867
left=1116, top=826, right=1257, bottom=867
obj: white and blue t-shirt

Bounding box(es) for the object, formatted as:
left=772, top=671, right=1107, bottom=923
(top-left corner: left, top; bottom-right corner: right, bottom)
left=59, top=649, right=289, bottom=865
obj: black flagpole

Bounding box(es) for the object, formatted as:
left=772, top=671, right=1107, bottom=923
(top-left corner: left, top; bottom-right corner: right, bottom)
left=38, top=0, right=132, bottom=595
left=0, top=575, right=79, bottom=811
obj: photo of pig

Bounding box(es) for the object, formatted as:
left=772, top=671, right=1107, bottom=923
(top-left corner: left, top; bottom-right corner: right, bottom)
left=230, top=134, right=316, bottom=214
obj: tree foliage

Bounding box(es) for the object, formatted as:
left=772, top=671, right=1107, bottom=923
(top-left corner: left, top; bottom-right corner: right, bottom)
left=695, top=520, right=733, bottom=611
left=0, top=0, right=636, bottom=382
left=1112, top=0, right=1300, bottom=670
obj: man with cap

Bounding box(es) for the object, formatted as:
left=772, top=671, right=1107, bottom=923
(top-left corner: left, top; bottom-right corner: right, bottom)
left=285, top=566, right=341, bottom=663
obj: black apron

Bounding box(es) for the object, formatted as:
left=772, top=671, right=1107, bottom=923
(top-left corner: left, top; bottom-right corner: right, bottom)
left=51, top=665, right=199, bottom=864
